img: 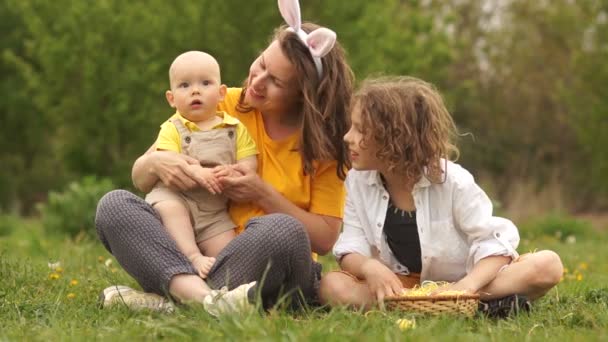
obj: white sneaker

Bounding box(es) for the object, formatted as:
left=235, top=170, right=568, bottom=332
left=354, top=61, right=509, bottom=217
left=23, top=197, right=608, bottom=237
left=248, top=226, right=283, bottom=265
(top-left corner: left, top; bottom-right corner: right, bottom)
left=203, top=281, right=257, bottom=317
left=99, top=285, right=175, bottom=313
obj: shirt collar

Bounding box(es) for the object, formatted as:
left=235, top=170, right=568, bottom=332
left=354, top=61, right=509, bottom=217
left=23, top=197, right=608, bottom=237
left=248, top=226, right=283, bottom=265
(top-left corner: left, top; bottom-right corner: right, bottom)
left=365, top=170, right=432, bottom=189
left=175, top=111, right=239, bottom=131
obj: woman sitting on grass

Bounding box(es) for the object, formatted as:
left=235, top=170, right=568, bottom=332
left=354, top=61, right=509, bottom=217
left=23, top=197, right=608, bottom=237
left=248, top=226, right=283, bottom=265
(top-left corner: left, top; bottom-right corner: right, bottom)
left=319, top=76, right=564, bottom=318
left=95, top=0, right=354, bottom=316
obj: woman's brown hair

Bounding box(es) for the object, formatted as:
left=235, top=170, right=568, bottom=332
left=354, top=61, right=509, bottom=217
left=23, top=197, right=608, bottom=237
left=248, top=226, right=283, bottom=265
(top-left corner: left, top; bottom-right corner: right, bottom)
left=355, top=76, right=460, bottom=183
left=238, top=23, right=354, bottom=180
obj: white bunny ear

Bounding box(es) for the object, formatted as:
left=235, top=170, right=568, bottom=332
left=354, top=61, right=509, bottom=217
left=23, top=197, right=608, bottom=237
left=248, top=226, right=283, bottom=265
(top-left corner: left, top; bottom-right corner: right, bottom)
left=306, top=28, right=336, bottom=58
left=278, top=0, right=301, bottom=32
left=277, top=0, right=336, bottom=78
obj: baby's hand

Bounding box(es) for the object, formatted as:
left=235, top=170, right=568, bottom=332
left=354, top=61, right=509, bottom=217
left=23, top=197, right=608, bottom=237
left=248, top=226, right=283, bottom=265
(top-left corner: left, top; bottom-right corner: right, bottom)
left=191, top=254, right=216, bottom=279
left=186, top=164, right=223, bottom=194
left=212, top=164, right=242, bottom=179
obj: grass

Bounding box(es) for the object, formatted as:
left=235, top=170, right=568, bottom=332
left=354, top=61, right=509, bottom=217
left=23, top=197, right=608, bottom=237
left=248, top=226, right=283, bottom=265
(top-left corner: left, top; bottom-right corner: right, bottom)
left=1, top=217, right=607, bottom=341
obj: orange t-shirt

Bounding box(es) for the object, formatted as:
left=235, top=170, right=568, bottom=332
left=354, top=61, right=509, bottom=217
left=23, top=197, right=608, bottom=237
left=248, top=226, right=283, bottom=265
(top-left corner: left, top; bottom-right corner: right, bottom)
left=217, top=88, right=345, bottom=234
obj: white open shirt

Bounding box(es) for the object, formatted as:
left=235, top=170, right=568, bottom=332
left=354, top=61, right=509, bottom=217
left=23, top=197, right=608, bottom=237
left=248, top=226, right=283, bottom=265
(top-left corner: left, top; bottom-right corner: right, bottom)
left=333, top=160, right=520, bottom=282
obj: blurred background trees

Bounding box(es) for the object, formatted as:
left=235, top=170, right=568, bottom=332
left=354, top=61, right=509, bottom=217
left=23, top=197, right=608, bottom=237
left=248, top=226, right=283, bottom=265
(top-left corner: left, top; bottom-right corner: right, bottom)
left=1, top=0, right=606, bottom=217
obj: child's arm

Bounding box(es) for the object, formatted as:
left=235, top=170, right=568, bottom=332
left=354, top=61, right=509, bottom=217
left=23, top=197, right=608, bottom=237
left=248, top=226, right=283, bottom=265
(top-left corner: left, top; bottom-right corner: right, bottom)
left=340, top=253, right=403, bottom=302
left=451, top=168, right=520, bottom=292
left=333, top=174, right=402, bottom=300
left=439, top=255, right=511, bottom=294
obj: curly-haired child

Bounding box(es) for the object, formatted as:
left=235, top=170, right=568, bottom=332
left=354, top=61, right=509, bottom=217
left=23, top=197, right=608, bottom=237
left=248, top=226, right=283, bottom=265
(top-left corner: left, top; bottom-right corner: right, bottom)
left=319, top=76, right=563, bottom=318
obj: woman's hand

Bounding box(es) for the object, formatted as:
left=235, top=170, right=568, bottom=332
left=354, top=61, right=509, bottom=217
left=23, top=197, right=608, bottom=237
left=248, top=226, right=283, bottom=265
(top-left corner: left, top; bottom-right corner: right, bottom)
left=361, top=259, right=404, bottom=303
left=214, top=163, right=267, bottom=203
left=150, top=151, right=201, bottom=191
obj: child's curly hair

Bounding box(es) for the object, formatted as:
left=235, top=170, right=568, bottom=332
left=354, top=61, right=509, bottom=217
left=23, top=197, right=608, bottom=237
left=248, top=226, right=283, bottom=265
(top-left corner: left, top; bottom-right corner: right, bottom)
left=354, top=76, right=460, bottom=183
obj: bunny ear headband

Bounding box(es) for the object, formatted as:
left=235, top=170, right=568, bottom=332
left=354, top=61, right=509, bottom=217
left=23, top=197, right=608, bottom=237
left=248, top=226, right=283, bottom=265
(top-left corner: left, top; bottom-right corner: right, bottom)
left=277, top=0, right=336, bottom=78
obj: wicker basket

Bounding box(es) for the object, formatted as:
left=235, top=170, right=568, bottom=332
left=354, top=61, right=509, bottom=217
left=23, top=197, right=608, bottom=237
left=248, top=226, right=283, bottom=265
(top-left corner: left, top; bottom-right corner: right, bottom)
left=384, top=293, right=480, bottom=317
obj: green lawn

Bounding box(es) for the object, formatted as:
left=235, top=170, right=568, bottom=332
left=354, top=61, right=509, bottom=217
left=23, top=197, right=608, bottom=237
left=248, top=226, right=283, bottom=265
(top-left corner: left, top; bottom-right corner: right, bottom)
left=1, top=218, right=607, bottom=341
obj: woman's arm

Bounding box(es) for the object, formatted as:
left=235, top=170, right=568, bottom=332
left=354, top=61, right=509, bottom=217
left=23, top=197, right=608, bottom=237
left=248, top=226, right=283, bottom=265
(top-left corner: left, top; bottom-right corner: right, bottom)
left=131, top=143, right=200, bottom=193
left=214, top=164, right=340, bottom=255
left=257, top=181, right=341, bottom=255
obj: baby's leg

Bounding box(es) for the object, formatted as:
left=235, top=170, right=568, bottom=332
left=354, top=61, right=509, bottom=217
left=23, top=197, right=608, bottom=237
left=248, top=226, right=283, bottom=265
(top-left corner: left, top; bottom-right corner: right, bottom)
left=197, top=230, right=237, bottom=258
left=189, top=231, right=236, bottom=280
left=153, top=200, right=202, bottom=262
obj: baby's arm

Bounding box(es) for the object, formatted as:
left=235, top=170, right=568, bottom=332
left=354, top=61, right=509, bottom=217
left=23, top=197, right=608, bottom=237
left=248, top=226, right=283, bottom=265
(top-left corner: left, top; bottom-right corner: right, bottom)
left=185, top=163, right=223, bottom=194
left=213, top=122, right=259, bottom=178
left=236, top=155, right=257, bottom=172
left=212, top=156, right=258, bottom=179
left=153, top=199, right=215, bottom=278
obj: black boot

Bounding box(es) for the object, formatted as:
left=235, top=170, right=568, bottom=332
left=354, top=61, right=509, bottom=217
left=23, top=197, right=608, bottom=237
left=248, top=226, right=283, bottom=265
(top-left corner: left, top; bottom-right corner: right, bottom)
left=478, top=294, right=531, bottom=318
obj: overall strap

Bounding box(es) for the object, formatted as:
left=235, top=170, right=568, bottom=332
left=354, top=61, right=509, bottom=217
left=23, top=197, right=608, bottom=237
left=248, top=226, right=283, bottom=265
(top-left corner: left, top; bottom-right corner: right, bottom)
left=170, top=117, right=192, bottom=148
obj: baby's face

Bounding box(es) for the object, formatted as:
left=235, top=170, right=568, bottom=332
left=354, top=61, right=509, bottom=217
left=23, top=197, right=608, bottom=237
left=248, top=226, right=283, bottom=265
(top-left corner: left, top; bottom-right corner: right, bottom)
left=167, top=52, right=224, bottom=122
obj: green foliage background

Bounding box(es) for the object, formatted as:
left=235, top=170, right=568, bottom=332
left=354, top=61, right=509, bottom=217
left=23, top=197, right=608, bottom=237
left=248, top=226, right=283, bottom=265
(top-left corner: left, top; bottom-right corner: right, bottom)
left=1, top=0, right=607, bottom=214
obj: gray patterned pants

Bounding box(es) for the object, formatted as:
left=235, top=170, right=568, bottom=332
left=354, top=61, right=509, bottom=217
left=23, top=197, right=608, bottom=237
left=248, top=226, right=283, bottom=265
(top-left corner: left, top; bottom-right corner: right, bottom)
left=95, top=190, right=322, bottom=309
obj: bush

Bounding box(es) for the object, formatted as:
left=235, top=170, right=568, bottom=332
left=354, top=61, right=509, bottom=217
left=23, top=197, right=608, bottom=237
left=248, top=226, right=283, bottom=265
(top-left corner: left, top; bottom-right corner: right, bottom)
left=519, top=214, right=599, bottom=242
left=0, top=214, right=20, bottom=237
left=37, top=176, right=115, bottom=238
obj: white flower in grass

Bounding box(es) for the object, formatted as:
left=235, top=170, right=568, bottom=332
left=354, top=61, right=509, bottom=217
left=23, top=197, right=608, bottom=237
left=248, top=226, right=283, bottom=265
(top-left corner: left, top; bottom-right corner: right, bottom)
left=566, top=235, right=576, bottom=244
left=48, top=261, right=62, bottom=270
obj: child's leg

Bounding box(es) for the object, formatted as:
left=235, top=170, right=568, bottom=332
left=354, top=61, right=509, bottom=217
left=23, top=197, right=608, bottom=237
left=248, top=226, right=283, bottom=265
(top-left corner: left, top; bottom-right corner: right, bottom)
left=477, top=250, right=563, bottom=300
left=197, top=230, right=237, bottom=258
left=319, top=271, right=374, bottom=308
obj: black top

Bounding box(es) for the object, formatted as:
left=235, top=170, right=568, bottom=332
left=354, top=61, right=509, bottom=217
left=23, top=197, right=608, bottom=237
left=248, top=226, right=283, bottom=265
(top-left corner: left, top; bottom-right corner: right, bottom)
left=383, top=203, right=422, bottom=273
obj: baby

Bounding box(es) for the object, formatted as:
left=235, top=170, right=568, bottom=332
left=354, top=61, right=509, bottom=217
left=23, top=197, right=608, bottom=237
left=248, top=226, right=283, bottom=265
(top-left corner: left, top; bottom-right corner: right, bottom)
left=146, top=51, right=258, bottom=279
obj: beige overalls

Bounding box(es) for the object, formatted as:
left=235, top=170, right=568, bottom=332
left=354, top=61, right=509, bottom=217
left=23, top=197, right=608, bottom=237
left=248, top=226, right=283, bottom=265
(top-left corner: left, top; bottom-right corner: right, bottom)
left=145, top=117, right=237, bottom=243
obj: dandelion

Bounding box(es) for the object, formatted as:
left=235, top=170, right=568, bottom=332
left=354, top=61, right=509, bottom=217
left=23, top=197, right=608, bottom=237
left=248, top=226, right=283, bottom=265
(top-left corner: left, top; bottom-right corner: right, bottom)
left=48, top=273, right=61, bottom=280
left=396, top=318, right=416, bottom=331
left=104, top=259, right=113, bottom=267
left=565, top=235, right=576, bottom=244
left=67, top=293, right=76, bottom=299
left=579, top=262, right=588, bottom=270
left=576, top=274, right=583, bottom=281
left=70, top=279, right=79, bottom=286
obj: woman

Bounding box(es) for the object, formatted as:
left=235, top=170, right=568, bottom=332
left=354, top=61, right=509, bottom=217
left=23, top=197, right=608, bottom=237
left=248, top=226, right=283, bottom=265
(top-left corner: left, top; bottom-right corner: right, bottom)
left=95, top=8, right=354, bottom=315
